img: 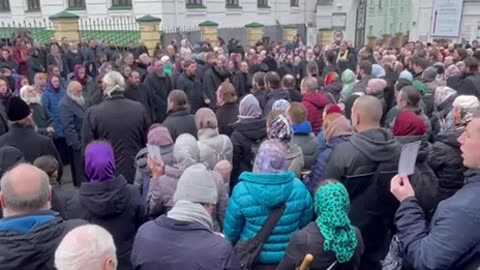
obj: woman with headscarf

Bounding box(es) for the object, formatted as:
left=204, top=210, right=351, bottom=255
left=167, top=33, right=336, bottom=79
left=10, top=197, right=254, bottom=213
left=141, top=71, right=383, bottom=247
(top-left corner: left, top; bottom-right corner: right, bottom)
left=393, top=111, right=439, bottom=217
left=308, top=108, right=352, bottom=195
left=431, top=86, right=457, bottom=135
left=15, top=75, right=29, bottom=94
left=277, top=179, right=363, bottom=270
left=68, top=64, right=97, bottom=108
left=366, top=78, right=388, bottom=125
left=320, top=72, right=342, bottom=104
left=69, top=141, right=145, bottom=270
left=266, top=111, right=304, bottom=177
left=196, top=108, right=233, bottom=170
left=445, top=64, right=463, bottom=92
left=340, top=69, right=355, bottom=102
left=230, top=94, right=268, bottom=189
left=47, top=43, right=66, bottom=78
left=224, top=139, right=313, bottom=269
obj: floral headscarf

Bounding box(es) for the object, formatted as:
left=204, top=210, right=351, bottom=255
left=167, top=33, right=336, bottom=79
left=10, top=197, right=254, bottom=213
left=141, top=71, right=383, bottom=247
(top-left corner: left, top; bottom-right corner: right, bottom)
left=267, top=113, right=292, bottom=142
left=315, top=182, right=358, bottom=263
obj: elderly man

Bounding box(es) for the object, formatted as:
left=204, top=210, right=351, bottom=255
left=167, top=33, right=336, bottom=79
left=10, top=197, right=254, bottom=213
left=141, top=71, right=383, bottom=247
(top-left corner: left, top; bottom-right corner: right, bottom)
left=390, top=111, right=480, bottom=269
left=59, top=81, right=86, bottom=187
left=20, top=85, right=54, bottom=137
left=82, top=71, right=149, bottom=183
left=131, top=163, right=240, bottom=270
left=0, top=164, right=87, bottom=270
left=55, top=225, right=117, bottom=270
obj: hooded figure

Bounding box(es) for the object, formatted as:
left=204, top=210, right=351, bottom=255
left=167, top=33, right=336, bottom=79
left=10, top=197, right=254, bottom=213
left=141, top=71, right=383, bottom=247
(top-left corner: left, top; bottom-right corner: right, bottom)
left=267, top=112, right=305, bottom=177
left=340, top=69, right=356, bottom=101
left=320, top=72, right=343, bottom=104
left=431, top=86, right=457, bottom=135
left=278, top=180, right=364, bottom=270
left=224, top=139, right=314, bottom=266
left=69, top=142, right=145, bottom=270
left=195, top=108, right=233, bottom=170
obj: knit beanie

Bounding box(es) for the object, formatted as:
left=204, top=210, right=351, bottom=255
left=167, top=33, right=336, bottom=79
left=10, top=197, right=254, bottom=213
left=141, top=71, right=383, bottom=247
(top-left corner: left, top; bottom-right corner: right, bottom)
left=453, top=95, right=480, bottom=111
left=422, top=67, right=438, bottom=82
left=173, top=163, right=218, bottom=204
left=399, top=70, right=413, bottom=82
left=195, top=108, right=218, bottom=130
left=147, top=125, right=174, bottom=146
left=6, top=96, right=31, bottom=121
left=372, top=64, right=386, bottom=78
left=272, top=99, right=290, bottom=113
left=366, top=79, right=388, bottom=95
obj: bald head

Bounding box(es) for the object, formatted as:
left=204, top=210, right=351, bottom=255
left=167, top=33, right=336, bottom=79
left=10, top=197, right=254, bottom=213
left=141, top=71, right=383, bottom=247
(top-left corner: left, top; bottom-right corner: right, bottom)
left=281, top=74, right=296, bottom=89
left=300, top=77, right=318, bottom=95
left=55, top=225, right=117, bottom=270
left=351, top=95, right=383, bottom=132
left=0, top=163, right=51, bottom=217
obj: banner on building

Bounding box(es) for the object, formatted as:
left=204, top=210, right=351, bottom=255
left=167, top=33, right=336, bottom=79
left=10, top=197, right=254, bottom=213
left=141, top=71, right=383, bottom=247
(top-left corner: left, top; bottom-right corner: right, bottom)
left=431, top=0, right=464, bottom=37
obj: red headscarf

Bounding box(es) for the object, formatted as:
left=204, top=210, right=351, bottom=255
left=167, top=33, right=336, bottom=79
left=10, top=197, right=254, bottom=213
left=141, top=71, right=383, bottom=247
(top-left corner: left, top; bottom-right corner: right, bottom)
left=393, top=111, right=426, bottom=136
left=324, top=72, right=339, bottom=86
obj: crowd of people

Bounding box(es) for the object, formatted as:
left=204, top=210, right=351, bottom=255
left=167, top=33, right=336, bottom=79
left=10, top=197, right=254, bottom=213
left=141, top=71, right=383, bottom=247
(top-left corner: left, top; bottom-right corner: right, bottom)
left=0, top=31, right=479, bottom=270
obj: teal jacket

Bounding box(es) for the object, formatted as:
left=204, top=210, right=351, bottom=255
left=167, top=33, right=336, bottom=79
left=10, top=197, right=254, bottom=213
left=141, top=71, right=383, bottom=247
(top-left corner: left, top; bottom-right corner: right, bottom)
left=224, top=171, right=313, bottom=264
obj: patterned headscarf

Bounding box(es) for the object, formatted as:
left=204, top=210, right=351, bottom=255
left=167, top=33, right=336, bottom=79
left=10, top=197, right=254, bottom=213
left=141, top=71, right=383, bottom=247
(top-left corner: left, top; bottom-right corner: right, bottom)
left=253, top=140, right=287, bottom=174
left=315, top=182, right=358, bottom=263
left=267, top=113, right=292, bottom=142
left=445, top=64, right=461, bottom=80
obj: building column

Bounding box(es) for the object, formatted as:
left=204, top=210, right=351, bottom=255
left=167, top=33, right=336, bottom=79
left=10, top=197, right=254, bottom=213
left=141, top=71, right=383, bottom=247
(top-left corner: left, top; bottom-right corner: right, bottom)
left=367, top=36, right=377, bottom=49
left=199, top=20, right=219, bottom=44
left=318, top=28, right=333, bottom=47
left=395, top=32, right=404, bottom=48
left=282, top=25, right=298, bottom=44
left=49, top=11, right=80, bottom=43
left=383, top=34, right=392, bottom=45
left=136, top=15, right=162, bottom=57
left=245, top=22, right=264, bottom=46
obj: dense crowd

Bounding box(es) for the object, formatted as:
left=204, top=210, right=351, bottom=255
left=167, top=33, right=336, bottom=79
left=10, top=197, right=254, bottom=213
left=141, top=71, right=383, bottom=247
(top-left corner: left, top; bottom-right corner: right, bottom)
left=0, top=32, right=479, bottom=270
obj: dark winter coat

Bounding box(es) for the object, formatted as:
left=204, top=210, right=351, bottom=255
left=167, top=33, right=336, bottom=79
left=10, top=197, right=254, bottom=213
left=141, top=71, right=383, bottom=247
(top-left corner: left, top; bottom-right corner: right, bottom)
left=0, top=211, right=86, bottom=270
left=278, top=63, right=298, bottom=79
left=352, top=75, right=373, bottom=93
left=324, top=128, right=402, bottom=269
left=232, top=71, right=250, bottom=99
left=27, top=50, right=46, bottom=83
left=263, top=89, right=291, bottom=118
left=30, top=103, right=52, bottom=136
left=143, top=73, right=173, bottom=123
left=59, top=95, right=85, bottom=151
left=291, top=121, right=318, bottom=171
left=458, top=73, right=480, bottom=97
left=203, top=66, right=230, bottom=107
left=320, top=81, right=343, bottom=104
left=0, top=102, right=7, bottom=137
left=82, top=95, right=149, bottom=183
left=446, top=75, right=463, bottom=94
left=302, top=93, right=331, bottom=135
left=125, top=83, right=153, bottom=122
left=0, top=58, right=18, bottom=72
left=65, top=50, right=83, bottom=74
left=216, top=102, right=239, bottom=137
left=321, top=64, right=338, bottom=78
left=252, top=88, right=269, bottom=111
left=175, top=72, right=206, bottom=114
left=230, top=118, right=267, bottom=188
left=42, top=87, right=66, bottom=138
left=131, top=215, right=241, bottom=270
left=69, top=176, right=145, bottom=270
left=395, top=170, right=480, bottom=270
left=428, top=130, right=465, bottom=202
left=396, top=135, right=440, bottom=217
left=277, top=222, right=364, bottom=270
left=162, top=109, right=197, bottom=141
left=430, top=94, right=455, bottom=135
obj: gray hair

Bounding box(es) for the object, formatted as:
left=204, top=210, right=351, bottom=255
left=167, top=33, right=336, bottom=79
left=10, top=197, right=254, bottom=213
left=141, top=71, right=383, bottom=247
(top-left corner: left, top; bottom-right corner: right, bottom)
left=55, top=225, right=117, bottom=270
left=301, top=76, right=318, bottom=93
left=0, top=163, right=50, bottom=213
left=102, top=71, right=125, bottom=96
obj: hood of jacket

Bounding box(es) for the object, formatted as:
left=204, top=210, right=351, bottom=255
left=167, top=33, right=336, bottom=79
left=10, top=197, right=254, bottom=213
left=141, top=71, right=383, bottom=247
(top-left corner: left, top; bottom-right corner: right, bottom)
left=292, top=121, right=313, bottom=135
left=79, top=175, right=131, bottom=217
left=302, top=93, right=330, bottom=110
left=350, top=128, right=400, bottom=162
left=135, top=144, right=175, bottom=170
left=233, top=118, right=267, bottom=142
left=239, top=171, right=296, bottom=207
left=436, top=129, right=462, bottom=148
left=395, top=135, right=430, bottom=163
left=322, top=81, right=343, bottom=95
left=267, top=89, right=290, bottom=101
left=286, top=142, right=303, bottom=161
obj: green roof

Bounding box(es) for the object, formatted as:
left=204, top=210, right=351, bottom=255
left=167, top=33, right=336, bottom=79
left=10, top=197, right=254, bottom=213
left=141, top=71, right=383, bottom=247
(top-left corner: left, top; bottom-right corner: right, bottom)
left=136, top=15, right=161, bottom=22
left=282, top=25, right=297, bottom=29
left=49, top=11, right=80, bottom=20
left=245, top=22, right=264, bottom=28
left=199, top=20, right=218, bottom=27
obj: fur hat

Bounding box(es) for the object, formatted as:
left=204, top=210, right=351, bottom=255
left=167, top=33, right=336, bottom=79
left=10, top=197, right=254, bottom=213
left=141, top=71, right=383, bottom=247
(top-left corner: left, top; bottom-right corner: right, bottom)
left=6, top=96, right=30, bottom=121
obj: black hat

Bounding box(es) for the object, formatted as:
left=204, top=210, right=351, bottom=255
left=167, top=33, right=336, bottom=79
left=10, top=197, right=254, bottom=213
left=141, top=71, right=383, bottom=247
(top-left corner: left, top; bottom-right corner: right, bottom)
left=6, top=96, right=30, bottom=121
left=0, top=146, right=24, bottom=177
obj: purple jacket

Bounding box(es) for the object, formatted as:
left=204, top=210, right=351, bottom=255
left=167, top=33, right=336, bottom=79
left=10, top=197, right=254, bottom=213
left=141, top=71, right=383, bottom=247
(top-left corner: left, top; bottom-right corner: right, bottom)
left=131, top=216, right=241, bottom=270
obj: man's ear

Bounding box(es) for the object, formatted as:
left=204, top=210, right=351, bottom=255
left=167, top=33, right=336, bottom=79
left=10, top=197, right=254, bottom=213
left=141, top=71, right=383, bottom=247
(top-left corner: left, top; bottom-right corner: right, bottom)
left=0, top=192, right=6, bottom=209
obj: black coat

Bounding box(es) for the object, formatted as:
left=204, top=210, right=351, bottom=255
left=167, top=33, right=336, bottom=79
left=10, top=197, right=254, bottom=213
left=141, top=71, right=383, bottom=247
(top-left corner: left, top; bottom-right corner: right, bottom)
left=230, top=118, right=267, bottom=188
left=232, top=71, right=249, bottom=99
left=0, top=58, right=18, bottom=72
left=0, top=102, right=8, bottom=136
left=28, top=53, right=46, bottom=83
left=203, top=66, right=230, bottom=106
left=287, top=88, right=302, bottom=102
left=82, top=95, right=149, bottom=183
left=216, top=102, right=239, bottom=137
left=175, top=72, right=206, bottom=114
left=69, top=176, right=145, bottom=270
left=143, top=73, right=173, bottom=123
left=162, top=109, right=197, bottom=141
left=125, top=83, right=153, bottom=122
left=0, top=211, right=87, bottom=270
left=0, top=126, right=62, bottom=166
left=277, top=222, right=364, bottom=270
left=278, top=63, right=297, bottom=79
left=59, top=96, right=85, bottom=150
left=65, top=50, right=83, bottom=74
left=30, top=103, right=52, bottom=136
left=262, top=89, right=291, bottom=118
left=428, top=130, right=465, bottom=202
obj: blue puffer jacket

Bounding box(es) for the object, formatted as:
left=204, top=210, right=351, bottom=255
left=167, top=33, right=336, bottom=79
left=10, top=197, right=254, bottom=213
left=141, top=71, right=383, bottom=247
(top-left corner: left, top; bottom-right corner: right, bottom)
left=42, top=87, right=66, bottom=138
left=224, top=170, right=313, bottom=265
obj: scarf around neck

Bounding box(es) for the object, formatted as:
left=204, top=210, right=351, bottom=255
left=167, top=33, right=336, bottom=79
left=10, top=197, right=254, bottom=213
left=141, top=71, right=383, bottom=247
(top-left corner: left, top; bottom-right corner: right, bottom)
left=167, top=200, right=213, bottom=231
left=315, top=183, right=357, bottom=263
